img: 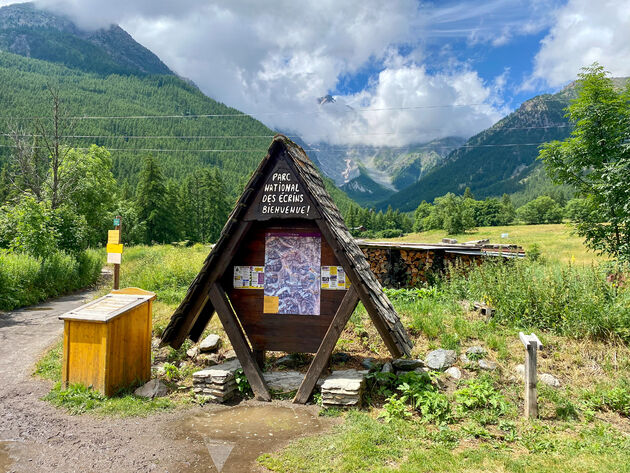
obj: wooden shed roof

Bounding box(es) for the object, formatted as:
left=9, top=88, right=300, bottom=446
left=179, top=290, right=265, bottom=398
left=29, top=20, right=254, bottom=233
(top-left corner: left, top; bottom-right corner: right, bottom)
left=161, top=135, right=412, bottom=357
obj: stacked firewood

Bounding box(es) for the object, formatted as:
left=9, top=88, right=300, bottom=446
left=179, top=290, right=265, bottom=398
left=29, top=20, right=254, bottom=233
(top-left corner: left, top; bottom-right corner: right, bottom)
left=400, top=249, right=434, bottom=286
left=362, top=248, right=389, bottom=279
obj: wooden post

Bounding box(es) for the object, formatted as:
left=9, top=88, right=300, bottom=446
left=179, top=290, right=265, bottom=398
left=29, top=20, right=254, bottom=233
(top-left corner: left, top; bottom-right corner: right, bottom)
left=294, top=286, right=359, bottom=404
left=519, top=332, right=542, bottom=419
left=113, top=215, right=121, bottom=290
left=208, top=282, right=271, bottom=401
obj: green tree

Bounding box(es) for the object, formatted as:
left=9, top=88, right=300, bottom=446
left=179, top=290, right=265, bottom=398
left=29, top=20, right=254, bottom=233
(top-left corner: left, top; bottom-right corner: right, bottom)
left=58, top=145, right=116, bottom=247
left=429, top=193, right=475, bottom=234
left=136, top=155, right=174, bottom=244
left=516, top=195, right=564, bottom=224
left=412, top=200, right=433, bottom=232
left=499, top=194, right=516, bottom=225
left=539, top=64, right=630, bottom=261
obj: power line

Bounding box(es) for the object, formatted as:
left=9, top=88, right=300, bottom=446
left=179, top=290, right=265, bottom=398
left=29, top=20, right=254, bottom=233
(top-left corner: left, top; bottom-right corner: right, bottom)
left=0, top=141, right=554, bottom=153
left=0, top=123, right=571, bottom=141
left=0, top=102, right=515, bottom=121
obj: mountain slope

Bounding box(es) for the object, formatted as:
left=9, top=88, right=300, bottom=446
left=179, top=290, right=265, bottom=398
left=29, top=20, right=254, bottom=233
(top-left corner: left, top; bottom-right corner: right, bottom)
left=340, top=166, right=394, bottom=206
left=0, top=2, right=172, bottom=76
left=380, top=88, right=577, bottom=211
left=0, top=4, right=356, bottom=213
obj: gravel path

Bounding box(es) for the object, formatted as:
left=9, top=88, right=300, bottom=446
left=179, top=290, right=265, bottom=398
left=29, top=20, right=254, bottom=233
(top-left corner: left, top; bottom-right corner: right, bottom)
left=0, top=283, right=330, bottom=473
left=0, top=286, right=209, bottom=472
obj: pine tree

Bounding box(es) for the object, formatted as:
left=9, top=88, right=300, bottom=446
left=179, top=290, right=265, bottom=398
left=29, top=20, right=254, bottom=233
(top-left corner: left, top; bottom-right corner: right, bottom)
left=136, top=155, right=172, bottom=244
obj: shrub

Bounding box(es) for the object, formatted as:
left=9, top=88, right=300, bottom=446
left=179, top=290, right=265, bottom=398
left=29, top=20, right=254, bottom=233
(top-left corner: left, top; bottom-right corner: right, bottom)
left=0, top=249, right=103, bottom=310
left=444, top=259, right=630, bottom=341
left=454, top=376, right=507, bottom=415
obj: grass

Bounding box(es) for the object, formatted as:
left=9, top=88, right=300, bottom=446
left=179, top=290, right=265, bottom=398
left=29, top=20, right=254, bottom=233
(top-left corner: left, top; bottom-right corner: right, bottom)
left=44, top=382, right=173, bottom=417
left=0, top=249, right=104, bottom=311
left=382, top=223, right=604, bottom=265
left=258, top=411, right=630, bottom=473
left=29, top=232, right=630, bottom=470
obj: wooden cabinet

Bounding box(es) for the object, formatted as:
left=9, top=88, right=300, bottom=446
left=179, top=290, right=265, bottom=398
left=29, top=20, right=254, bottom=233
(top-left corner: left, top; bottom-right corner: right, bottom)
left=60, top=288, right=155, bottom=396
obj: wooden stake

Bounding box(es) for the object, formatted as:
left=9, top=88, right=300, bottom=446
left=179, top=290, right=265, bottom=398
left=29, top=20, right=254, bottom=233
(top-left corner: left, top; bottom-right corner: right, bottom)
left=525, top=343, right=538, bottom=418
left=519, top=332, right=542, bottom=419
left=113, top=215, right=121, bottom=290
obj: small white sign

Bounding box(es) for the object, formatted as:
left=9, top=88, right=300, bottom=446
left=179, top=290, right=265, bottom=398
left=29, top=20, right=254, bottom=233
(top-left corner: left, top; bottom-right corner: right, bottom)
left=107, top=252, right=122, bottom=264
left=501, top=233, right=509, bottom=239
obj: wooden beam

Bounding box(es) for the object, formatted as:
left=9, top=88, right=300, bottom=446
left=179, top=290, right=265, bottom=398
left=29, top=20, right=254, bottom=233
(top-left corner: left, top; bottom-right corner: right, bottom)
left=188, top=301, right=215, bottom=343
left=293, top=286, right=359, bottom=404
left=170, top=220, right=252, bottom=348
left=208, top=282, right=271, bottom=401
left=314, top=220, right=403, bottom=358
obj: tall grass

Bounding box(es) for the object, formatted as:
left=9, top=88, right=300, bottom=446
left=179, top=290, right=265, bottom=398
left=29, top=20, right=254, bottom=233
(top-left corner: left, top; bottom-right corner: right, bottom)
left=444, top=259, right=630, bottom=341
left=0, top=249, right=103, bottom=310
left=118, top=244, right=209, bottom=305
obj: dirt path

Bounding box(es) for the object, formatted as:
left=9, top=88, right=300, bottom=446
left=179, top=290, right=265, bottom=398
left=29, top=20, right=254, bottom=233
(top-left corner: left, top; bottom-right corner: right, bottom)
left=0, top=283, right=331, bottom=473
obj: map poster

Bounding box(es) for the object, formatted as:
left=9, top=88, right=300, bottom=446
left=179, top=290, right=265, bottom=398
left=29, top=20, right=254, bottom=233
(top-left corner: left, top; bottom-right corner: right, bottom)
left=264, top=232, right=321, bottom=315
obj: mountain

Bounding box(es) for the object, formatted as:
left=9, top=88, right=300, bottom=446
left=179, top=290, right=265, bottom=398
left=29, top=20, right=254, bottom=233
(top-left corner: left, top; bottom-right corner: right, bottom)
left=0, top=3, right=356, bottom=214
left=379, top=87, right=578, bottom=211
left=309, top=137, right=464, bottom=206
left=0, top=3, right=172, bottom=76
left=340, top=166, right=394, bottom=206
left=335, top=138, right=465, bottom=206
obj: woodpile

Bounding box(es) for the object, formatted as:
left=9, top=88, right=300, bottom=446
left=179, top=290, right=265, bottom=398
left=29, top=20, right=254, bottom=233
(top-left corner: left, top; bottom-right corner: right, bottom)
left=362, top=248, right=389, bottom=279
left=400, top=249, right=434, bottom=287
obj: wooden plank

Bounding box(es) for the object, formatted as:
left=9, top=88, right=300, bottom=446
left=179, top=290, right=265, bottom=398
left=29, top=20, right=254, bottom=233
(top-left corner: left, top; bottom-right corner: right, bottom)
left=208, top=282, right=271, bottom=401
left=314, top=220, right=403, bottom=358
left=170, top=220, right=252, bottom=348
left=62, top=320, right=70, bottom=388
left=293, top=286, right=359, bottom=404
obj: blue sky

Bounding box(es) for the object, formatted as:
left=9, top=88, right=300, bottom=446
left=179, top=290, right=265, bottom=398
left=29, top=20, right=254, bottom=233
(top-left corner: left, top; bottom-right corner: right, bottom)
left=13, top=0, right=630, bottom=146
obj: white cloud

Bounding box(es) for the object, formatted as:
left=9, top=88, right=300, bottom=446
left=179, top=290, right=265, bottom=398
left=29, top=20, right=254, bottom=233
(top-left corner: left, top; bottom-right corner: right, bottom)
left=528, top=0, right=630, bottom=88
left=25, top=0, right=511, bottom=146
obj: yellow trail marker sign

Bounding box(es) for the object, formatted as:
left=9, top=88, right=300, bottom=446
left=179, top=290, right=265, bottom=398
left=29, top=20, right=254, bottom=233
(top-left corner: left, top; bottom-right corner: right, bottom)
left=106, top=243, right=123, bottom=254
left=108, top=230, right=121, bottom=245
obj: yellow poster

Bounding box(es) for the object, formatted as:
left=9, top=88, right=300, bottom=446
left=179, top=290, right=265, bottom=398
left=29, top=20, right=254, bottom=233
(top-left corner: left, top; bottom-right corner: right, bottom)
left=106, top=243, right=123, bottom=254
left=263, top=295, right=279, bottom=314
left=107, top=230, right=120, bottom=245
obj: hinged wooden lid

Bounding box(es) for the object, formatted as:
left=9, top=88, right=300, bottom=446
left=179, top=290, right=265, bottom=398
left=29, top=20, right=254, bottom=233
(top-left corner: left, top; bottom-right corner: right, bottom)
left=59, top=293, right=154, bottom=323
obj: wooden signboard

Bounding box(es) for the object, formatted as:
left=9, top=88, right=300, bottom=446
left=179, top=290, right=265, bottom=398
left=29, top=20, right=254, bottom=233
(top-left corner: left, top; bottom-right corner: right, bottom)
left=161, top=135, right=412, bottom=403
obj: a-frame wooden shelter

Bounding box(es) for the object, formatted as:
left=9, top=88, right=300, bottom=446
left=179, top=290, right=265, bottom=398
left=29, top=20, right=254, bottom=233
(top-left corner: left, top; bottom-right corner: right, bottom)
left=161, top=135, right=412, bottom=403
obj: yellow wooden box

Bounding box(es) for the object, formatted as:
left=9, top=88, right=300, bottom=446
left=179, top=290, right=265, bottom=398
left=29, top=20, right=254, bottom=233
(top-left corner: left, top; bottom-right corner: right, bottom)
left=59, top=288, right=156, bottom=396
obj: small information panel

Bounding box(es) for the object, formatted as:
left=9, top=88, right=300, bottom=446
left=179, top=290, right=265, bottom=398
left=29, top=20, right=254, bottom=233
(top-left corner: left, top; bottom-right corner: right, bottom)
left=233, top=266, right=264, bottom=289
left=321, top=266, right=350, bottom=289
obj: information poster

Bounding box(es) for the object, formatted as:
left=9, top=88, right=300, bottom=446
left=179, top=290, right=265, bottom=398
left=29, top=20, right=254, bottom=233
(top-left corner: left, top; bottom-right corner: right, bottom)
left=264, top=232, right=321, bottom=315
left=233, top=266, right=265, bottom=289
left=321, top=266, right=350, bottom=289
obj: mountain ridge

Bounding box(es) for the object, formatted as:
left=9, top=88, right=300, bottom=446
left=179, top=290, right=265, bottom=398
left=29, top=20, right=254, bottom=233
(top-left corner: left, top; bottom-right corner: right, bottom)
left=0, top=2, right=172, bottom=76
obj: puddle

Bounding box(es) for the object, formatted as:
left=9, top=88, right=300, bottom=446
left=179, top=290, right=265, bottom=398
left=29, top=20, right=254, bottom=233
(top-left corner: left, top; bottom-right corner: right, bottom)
left=0, top=442, right=12, bottom=473
left=174, top=405, right=328, bottom=473
left=22, top=307, right=53, bottom=311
